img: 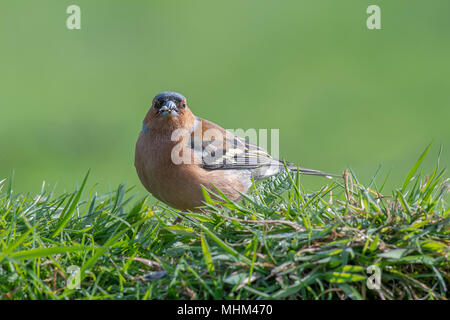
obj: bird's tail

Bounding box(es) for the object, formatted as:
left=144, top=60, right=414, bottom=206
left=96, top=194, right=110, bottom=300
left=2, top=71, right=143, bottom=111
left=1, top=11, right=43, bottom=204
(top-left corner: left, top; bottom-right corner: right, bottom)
left=287, top=165, right=343, bottom=179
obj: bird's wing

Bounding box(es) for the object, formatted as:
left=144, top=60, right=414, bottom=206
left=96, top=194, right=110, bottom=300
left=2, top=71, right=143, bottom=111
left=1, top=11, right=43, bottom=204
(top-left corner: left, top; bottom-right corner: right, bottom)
left=186, top=118, right=341, bottom=179
left=188, top=118, right=284, bottom=179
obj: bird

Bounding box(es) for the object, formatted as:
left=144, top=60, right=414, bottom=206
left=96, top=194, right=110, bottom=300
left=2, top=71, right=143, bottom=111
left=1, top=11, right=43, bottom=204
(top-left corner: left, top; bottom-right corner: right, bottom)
left=135, top=91, right=341, bottom=212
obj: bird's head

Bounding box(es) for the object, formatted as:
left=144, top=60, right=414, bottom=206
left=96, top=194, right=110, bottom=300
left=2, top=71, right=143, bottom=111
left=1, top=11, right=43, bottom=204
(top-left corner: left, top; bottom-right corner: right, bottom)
left=152, top=91, right=187, bottom=118
left=142, top=91, right=195, bottom=133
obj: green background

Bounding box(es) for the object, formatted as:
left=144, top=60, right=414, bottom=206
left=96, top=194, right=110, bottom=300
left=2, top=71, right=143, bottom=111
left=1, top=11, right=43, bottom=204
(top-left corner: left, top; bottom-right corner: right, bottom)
left=1, top=0, right=449, bottom=198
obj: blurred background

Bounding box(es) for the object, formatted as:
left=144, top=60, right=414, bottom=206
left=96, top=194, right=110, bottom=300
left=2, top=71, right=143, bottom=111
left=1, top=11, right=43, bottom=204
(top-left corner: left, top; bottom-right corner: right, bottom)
left=0, top=0, right=449, bottom=198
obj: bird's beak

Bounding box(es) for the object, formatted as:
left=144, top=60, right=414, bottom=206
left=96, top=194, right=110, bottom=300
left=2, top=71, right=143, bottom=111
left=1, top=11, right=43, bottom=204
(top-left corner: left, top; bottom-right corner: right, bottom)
left=159, top=101, right=179, bottom=117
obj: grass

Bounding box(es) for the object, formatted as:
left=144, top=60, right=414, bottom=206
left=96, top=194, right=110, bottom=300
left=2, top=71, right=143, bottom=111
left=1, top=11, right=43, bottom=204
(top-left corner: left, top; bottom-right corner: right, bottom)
left=0, top=147, right=448, bottom=300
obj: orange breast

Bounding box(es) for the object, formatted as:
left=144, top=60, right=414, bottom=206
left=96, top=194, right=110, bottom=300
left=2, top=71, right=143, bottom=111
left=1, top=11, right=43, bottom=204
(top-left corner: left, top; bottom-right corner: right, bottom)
left=135, top=131, right=248, bottom=211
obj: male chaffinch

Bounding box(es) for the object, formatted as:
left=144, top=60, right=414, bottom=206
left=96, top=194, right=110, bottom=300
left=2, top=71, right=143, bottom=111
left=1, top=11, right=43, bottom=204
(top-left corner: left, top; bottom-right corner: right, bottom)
left=135, top=91, right=340, bottom=211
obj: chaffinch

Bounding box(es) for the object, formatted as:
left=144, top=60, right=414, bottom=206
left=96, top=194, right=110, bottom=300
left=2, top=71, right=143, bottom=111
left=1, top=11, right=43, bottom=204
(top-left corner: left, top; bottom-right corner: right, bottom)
left=135, top=91, right=340, bottom=211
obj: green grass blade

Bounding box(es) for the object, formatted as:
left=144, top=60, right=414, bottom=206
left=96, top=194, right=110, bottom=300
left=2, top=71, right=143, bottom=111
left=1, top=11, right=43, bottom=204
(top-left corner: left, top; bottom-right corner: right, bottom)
left=402, top=143, right=432, bottom=192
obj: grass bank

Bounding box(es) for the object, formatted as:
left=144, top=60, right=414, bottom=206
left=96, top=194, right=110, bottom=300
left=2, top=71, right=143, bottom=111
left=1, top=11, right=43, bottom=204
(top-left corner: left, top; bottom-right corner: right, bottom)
left=0, top=146, right=448, bottom=299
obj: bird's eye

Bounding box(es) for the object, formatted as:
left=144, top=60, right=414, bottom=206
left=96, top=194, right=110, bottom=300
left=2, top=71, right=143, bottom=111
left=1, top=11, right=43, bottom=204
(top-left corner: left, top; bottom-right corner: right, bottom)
left=182, top=102, right=186, bottom=109
left=154, top=101, right=161, bottom=109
